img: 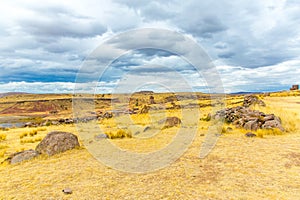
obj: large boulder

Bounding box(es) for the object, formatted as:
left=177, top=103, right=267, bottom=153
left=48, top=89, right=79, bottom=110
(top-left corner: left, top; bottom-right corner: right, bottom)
left=36, top=131, right=80, bottom=156
left=7, top=149, right=39, bottom=164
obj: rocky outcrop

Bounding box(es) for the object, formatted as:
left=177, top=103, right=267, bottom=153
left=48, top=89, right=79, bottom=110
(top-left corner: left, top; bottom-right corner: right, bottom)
left=36, top=131, right=80, bottom=156
left=243, top=95, right=266, bottom=107
left=214, top=106, right=284, bottom=131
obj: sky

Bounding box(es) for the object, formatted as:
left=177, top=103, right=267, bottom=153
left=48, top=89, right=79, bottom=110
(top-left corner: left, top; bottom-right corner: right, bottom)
left=0, top=0, right=299, bottom=93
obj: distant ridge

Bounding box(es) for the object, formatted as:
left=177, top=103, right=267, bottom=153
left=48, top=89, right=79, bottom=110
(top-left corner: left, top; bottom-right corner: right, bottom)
left=229, top=91, right=263, bottom=95
left=0, top=92, right=28, bottom=98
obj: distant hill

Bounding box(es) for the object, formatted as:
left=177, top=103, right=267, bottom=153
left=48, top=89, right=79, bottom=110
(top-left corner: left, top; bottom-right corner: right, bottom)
left=229, top=91, right=263, bottom=95
left=0, top=92, right=28, bottom=98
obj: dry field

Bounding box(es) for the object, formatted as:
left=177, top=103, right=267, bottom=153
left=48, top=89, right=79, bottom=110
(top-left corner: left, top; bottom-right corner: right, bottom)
left=0, top=92, right=299, bottom=199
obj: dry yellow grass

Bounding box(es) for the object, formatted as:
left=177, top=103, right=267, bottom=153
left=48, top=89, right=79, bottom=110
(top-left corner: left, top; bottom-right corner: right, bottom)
left=0, top=94, right=299, bottom=199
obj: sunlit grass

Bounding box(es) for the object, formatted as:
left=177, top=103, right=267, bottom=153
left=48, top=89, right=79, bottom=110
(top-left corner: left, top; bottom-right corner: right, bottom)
left=0, top=133, right=7, bottom=141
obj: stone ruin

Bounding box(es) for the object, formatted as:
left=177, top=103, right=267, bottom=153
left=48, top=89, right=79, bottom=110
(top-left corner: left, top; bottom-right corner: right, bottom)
left=290, top=85, right=299, bottom=90
left=214, top=95, right=284, bottom=132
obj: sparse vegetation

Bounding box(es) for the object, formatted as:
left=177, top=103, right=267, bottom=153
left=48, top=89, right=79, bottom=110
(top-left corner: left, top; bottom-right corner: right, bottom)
left=105, top=129, right=132, bottom=139
left=19, top=128, right=43, bottom=139
left=0, top=92, right=299, bottom=199
left=255, top=128, right=284, bottom=136
left=20, top=137, right=43, bottom=144
left=0, top=133, right=7, bottom=141
left=0, top=150, right=6, bottom=157
left=0, top=144, right=9, bottom=149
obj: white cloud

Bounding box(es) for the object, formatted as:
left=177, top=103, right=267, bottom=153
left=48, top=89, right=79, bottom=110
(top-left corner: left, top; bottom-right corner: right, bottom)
left=217, top=58, right=300, bottom=93
left=0, top=0, right=300, bottom=93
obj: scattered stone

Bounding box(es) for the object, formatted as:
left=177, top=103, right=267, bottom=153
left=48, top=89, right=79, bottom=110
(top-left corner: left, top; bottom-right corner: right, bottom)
left=226, top=127, right=233, bottom=131
left=94, top=134, right=108, bottom=140
left=143, top=126, right=151, bottom=132
left=245, top=132, right=256, bottom=137
left=7, top=149, right=39, bottom=164
left=159, top=117, right=181, bottom=128
left=62, top=188, right=72, bottom=194
left=51, top=121, right=59, bottom=125
left=24, top=122, right=33, bottom=127
left=103, top=112, right=113, bottom=119
left=134, top=131, right=140, bottom=135
left=36, top=131, right=80, bottom=156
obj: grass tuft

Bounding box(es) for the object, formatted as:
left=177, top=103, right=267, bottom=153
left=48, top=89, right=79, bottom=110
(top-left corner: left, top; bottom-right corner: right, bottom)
left=105, top=129, right=132, bottom=139
left=0, top=133, right=7, bottom=141
left=255, top=128, right=283, bottom=137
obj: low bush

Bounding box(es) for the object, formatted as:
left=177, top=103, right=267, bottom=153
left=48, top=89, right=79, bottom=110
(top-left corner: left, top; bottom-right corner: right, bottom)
left=0, top=133, right=7, bottom=141
left=0, top=144, right=9, bottom=149
left=255, top=128, right=283, bottom=137
left=0, top=150, right=6, bottom=157
left=20, top=137, right=42, bottom=144
left=105, top=129, right=132, bottom=139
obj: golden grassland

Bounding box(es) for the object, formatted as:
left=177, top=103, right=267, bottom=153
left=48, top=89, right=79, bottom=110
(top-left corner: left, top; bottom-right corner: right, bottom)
left=0, top=93, right=299, bottom=199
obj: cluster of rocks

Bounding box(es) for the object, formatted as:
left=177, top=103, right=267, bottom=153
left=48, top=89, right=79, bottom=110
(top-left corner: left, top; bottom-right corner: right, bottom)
left=243, top=95, right=266, bottom=107
left=214, top=106, right=284, bottom=131
left=5, top=131, right=80, bottom=164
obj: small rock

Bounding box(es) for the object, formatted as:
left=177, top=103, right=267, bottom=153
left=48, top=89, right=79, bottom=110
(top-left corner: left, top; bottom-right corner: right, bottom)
left=226, top=127, right=233, bottom=131
left=134, top=131, right=141, bottom=135
left=94, top=134, right=108, bottom=140
left=245, top=132, right=256, bottom=137
left=159, top=117, right=181, bottom=128
left=143, top=126, right=151, bottom=132
left=62, top=188, right=72, bottom=194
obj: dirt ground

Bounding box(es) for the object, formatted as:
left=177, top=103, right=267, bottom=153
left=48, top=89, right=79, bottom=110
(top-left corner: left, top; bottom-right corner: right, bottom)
left=0, top=95, right=299, bottom=199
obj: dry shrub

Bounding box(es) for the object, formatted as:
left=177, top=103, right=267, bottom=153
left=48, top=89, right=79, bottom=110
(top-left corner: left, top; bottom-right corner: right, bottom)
left=29, top=130, right=38, bottom=136
left=0, top=144, right=9, bottom=149
left=0, top=133, right=7, bottom=141
left=105, top=129, right=132, bottom=139
left=20, top=129, right=39, bottom=139
left=255, top=128, right=283, bottom=137
left=0, top=150, right=6, bottom=157
left=37, top=127, right=47, bottom=131
left=21, top=136, right=42, bottom=143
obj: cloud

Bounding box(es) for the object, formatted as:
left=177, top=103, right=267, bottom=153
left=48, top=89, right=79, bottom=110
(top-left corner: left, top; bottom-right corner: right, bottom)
left=0, top=0, right=300, bottom=93
left=217, top=58, right=300, bottom=93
